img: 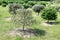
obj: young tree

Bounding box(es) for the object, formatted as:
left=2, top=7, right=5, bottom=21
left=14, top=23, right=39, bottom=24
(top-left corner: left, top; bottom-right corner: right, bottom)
left=13, top=9, right=34, bottom=31
left=32, top=4, right=45, bottom=15
left=41, top=6, right=57, bottom=22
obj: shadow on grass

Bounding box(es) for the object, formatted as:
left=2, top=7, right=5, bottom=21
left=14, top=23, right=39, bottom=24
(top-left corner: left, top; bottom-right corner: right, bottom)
left=17, top=28, right=46, bottom=37
left=46, top=22, right=60, bottom=25
left=33, top=29, right=46, bottom=36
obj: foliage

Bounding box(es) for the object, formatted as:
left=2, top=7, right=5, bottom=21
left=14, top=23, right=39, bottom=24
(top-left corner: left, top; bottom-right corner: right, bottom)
left=1, top=1, right=8, bottom=7
left=13, top=9, right=34, bottom=30
left=41, top=6, right=57, bottom=21
left=22, top=3, right=32, bottom=9
left=32, top=4, right=45, bottom=15
left=38, top=1, right=48, bottom=6
left=8, top=3, right=23, bottom=15
left=0, top=1, right=2, bottom=5
left=28, top=1, right=36, bottom=6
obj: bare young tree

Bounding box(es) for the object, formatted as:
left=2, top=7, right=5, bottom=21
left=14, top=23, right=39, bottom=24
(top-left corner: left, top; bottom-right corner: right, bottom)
left=13, top=9, right=34, bottom=31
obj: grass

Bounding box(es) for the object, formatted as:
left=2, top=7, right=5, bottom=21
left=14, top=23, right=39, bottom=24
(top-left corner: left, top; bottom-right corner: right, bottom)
left=0, top=5, right=60, bottom=40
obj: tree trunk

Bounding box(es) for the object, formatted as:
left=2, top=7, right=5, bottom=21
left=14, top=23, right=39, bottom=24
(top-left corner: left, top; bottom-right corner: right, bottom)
left=47, top=20, right=49, bottom=23
left=23, top=25, right=24, bottom=31
left=38, top=12, right=39, bottom=15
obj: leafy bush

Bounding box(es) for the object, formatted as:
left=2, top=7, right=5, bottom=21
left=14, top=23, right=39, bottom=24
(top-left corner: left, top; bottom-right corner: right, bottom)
left=2, top=3, right=7, bottom=7
left=2, top=1, right=8, bottom=4
left=1, top=1, right=8, bottom=7
left=38, top=1, right=48, bottom=6
left=28, top=1, right=36, bottom=6
left=8, top=3, right=23, bottom=15
left=23, top=3, right=32, bottom=9
left=41, top=6, right=57, bottom=22
left=0, top=2, right=2, bottom=5
left=32, top=4, right=45, bottom=15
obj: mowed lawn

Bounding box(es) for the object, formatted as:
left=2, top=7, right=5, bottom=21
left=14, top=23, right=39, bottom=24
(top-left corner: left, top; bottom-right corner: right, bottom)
left=0, top=6, right=60, bottom=40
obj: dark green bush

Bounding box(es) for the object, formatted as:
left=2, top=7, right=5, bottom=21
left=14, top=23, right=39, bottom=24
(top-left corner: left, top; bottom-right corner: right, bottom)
left=23, top=3, right=32, bottom=9
left=28, top=1, right=36, bottom=6
left=32, top=4, right=45, bottom=15
left=41, top=6, right=57, bottom=22
left=3, top=1, right=8, bottom=4
left=0, top=2, right=2, bottom=5
left=38, top=1, right=48, bottom=6
left=2, top=4, right=7, bottom=7
left=1, top=1, right=8, bottom=7
left=8, top=1, right=13, bottom=4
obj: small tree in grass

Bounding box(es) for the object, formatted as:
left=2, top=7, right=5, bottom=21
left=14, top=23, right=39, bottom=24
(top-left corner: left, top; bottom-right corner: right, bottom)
left=13, top=9, right=34, bottom=31
left=32, top=4, right=45, bottom=15
left=41, top=6, right=57, bottom=23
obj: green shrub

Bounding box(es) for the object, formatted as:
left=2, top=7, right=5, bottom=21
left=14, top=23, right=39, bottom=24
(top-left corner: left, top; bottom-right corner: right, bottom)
left=38, top=1, right=48, bottom=6
left=41, top=6, right=57, bottom=22
left=8, top=3, right=23, bottom=15
left=32, top=4, right=45, bottom=15
left=23, top=3, right=32, bottom=9
left=2, top=3, right=7, bottom=7
left=0, top=2, right=2, bottom=5
left=14, top=9, right=34, bottom=30
left=1, top=1, right=8, bottom=7
left=2, top=1, right=8, bottom=4
left=28, top=1, right=36, bottom=6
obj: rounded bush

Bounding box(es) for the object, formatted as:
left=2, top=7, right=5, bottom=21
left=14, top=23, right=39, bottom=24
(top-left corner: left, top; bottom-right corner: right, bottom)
left=41, top=6, right=57, bottom=21
left=32, top=4, right=45, bottom=15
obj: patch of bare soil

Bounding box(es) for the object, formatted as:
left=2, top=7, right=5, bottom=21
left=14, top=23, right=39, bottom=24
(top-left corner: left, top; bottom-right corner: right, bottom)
left=5, top=17, right=11, bottom=21
left=8, top=28, right=46, bottom=38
